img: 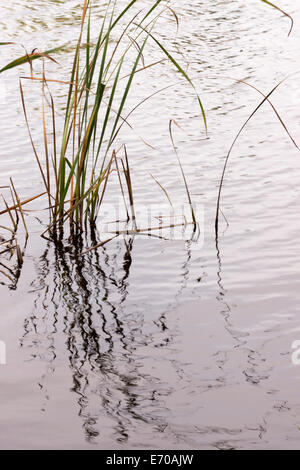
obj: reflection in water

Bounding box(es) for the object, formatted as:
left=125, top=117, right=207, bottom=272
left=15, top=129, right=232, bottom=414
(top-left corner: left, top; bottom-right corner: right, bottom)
left=0, top=256, right=23, bottom=290
left=0, top=241, right=26, bottom=291
left=213, top=237, right=270, bottom=449
left=215, top=236, right=242, bottom=345
left=20, top=234, right=195, bottom=444
left=2, top=0, right=300, bottom=450
left=21, top=235, right=133, bottom=442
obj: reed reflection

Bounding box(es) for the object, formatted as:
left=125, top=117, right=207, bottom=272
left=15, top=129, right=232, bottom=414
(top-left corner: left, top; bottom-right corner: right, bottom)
left=20, top=232, right=191, bottom=444
left=20, top=234, right=144, bottom=441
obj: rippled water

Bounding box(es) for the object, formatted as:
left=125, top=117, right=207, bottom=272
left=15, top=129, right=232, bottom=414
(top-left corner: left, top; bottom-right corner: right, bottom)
left=1, top=0, right=300, bottom=450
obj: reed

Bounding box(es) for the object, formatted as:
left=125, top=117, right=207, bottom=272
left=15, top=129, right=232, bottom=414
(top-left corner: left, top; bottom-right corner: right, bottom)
left=6, top=0, right=206, bottom=238
left=261, top=0, right=293, bottom=36
left=214, top=0, right=294, bottom=236
left=215, top=71, right=300, bottom=236
left=1, top=0, right=289, bottom=242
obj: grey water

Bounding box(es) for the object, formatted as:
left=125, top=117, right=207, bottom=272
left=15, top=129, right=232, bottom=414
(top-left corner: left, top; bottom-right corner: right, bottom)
left=1, top=0, right=300, bottom=449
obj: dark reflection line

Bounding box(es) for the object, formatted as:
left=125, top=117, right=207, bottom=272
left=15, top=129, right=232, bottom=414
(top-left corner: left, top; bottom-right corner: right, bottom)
left=155, top=239, right=193, bottom=336
left=19, top=220, right=202, bottom=447
left=20, top=233, right=170, bottom=444
left=175, top=239, right=192, bottom=303
left=215, top=233, right=269, bottom=444
left=0, top=239, right=27, bottom=290
left=215, top=235, right=245, bottom=346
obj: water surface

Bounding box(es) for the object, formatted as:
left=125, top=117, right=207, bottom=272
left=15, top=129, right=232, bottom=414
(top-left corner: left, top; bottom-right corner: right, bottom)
left=1, top=0, right=300, bottom=450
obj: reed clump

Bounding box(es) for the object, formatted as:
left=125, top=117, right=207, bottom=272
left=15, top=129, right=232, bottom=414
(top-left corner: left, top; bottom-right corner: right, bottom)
left=3, top=0, right=205, bottom=241
left=1, top=0, right=289, bottom=243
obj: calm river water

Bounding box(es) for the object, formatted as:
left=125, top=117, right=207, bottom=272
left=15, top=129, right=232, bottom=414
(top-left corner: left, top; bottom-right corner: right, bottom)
left=1, top=0, right=300, bottom=450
